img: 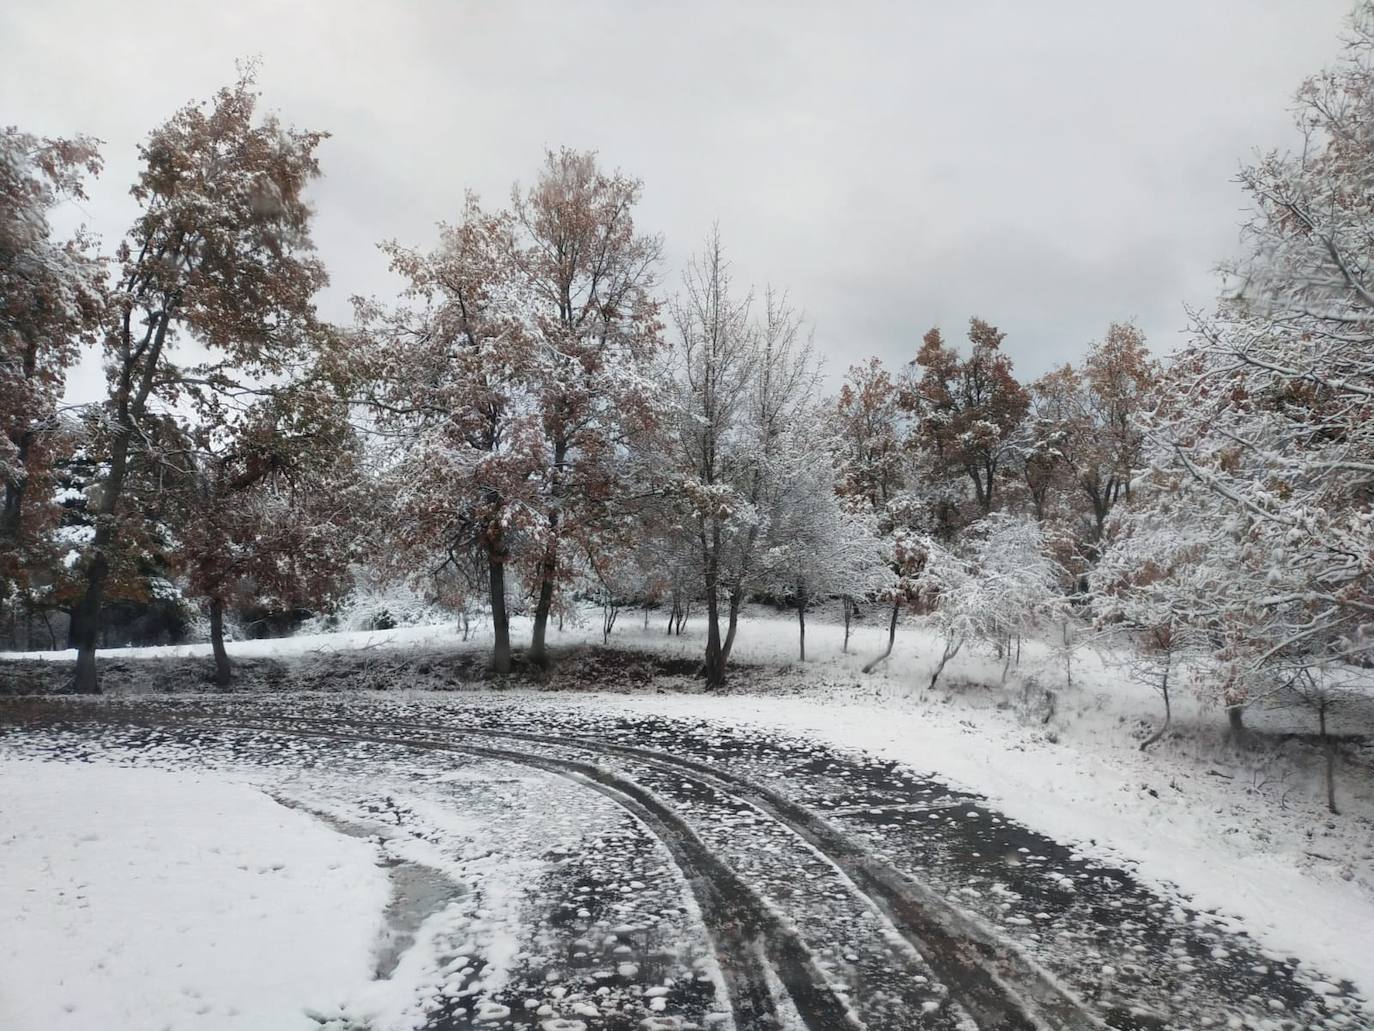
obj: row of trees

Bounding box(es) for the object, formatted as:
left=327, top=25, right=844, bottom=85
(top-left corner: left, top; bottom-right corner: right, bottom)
left=3, top=73, right=363, bottom=689
left=1092, top=7, right=1374, bottom=763
left=6, top=4, right=1374, bottom=741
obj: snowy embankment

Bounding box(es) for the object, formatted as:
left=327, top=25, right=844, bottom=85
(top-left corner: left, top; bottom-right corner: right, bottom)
left=0, top=759, right=389, bottom=1031
left=4, top=608, right=1373, bottom=997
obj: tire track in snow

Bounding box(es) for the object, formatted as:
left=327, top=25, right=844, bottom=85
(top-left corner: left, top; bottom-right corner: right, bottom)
left=210, top=719, right=861, bottom=1031
left=204, top=712, right=1098, bottom=1031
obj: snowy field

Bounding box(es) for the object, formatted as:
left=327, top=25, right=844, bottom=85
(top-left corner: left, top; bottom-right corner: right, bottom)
left=3, top=608, right=1373, bottom=1026
left=0, top=759, right=389, bottom=1030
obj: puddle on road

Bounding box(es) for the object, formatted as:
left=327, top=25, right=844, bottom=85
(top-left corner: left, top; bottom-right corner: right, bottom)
left=374, top=857, right=467, bottom=979
left=272, top=794, right=468, bottom=980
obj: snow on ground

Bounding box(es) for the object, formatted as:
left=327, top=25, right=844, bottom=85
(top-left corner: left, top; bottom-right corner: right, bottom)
left=4, top=605, right=1373, bottom=999
left=0, top=727, right=728, bottom=1031
left=0, top=758, right=390, bottom=1031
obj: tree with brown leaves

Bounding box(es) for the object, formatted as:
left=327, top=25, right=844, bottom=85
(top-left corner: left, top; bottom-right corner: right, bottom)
left=512, top=148, right=663, bottom=665
left=1, top=128, right=104, bottom=617
left=906, top=318, right=1029, bottom=533
left=70, top=70, right=330, bottom=692
left=179, top=386, right=364, bottom=686
left=351, top=195, right=543, bottom=675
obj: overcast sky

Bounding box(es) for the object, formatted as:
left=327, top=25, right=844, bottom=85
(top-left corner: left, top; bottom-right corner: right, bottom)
left=2, top=1, right=1356, bottom=400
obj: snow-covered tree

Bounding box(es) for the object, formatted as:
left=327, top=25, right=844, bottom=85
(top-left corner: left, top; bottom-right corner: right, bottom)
left=832, top=357, right=907, bottom=511
left=1148, top=4, right=1374, bottom=719
left=351, top=194, right=542, bottom=674
left=1, top=128, right=103, bottom=616
left=1020, top=323, right=1157, bottom=562
left=648, top=229, right=825, bottom=685
left=905, top=319, right=1030, bottom=530
left=717, top=287, right=818, bottom=663
left=652, top=228, right=756, bottom=687
left=1091, top=479, right=1222, bottom=750
left=913, top=514, right=1065, bottom=689
left=512, top=149, right=663, bottom=664
left=69, top=69, right=331, bottom=692
left=765, top=442, right=891, bottom=660
left=178, top=391, right=366, bottom=685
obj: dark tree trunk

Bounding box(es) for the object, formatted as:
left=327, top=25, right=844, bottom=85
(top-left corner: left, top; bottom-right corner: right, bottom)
left=1227, top=704, right=1247, bottom=746
left=721, top=588, right=743, bottom=664
left=842, top=596, right=853, bottom=654
left=702, top=531, right=726, bottom=689
left=929, top=636, right=962, bottom=690
left=703, top=588, right=725, bottom=689
left=71, top=549, right=110, bottom=694
left=529, top=440, right=567, bottom=666
left=862, top=598, right=901, bottom=673
left=797, top=603, right=806, bottom=662
left=528, top=552, right=556, bottom=666
left=1140, top=666, right=1171, bottom=752
left=1320, top=703, right=1339, bottom=815
left=209, top=596, right=232, bottom=687
left=489, top=558, right=512, bottom=674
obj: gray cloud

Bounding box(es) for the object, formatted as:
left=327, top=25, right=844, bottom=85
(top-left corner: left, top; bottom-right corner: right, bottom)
left=1, top=0, right=1353, bottom=398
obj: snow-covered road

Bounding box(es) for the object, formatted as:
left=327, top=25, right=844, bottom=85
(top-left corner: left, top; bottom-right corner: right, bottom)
left=2, top=693, right=1369, bottom=1031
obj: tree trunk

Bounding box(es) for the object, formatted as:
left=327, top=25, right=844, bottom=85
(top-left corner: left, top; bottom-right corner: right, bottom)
left=1061, top=618, right=1073, bottom=688
left=73, top=307, right=172, bottom=693
left=529, top=439, right=567, bottom=665
left=703, top=588, right=725, bottom=689
left=489, top=558, right=512, bottom=674
left=209, top=596, right=232, bottom=687
left=528, top=551, right=556, bottom=666
left=1320, top=703, right=1339, bottom=815
left=797, top=603, right=806, bottom=662
left=1140, top=669, right=1171, bottom=752
left=862, top=598, right=901, bottom=674
left=842, top=596, right=853, bottom=654
left=721, top=588, right=743, bottom=664
left=929, top=636, right=962, bottom=690
left=1227, top=704, right=1247, bottom=746
left=71, top=549, right=110, bottom=694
